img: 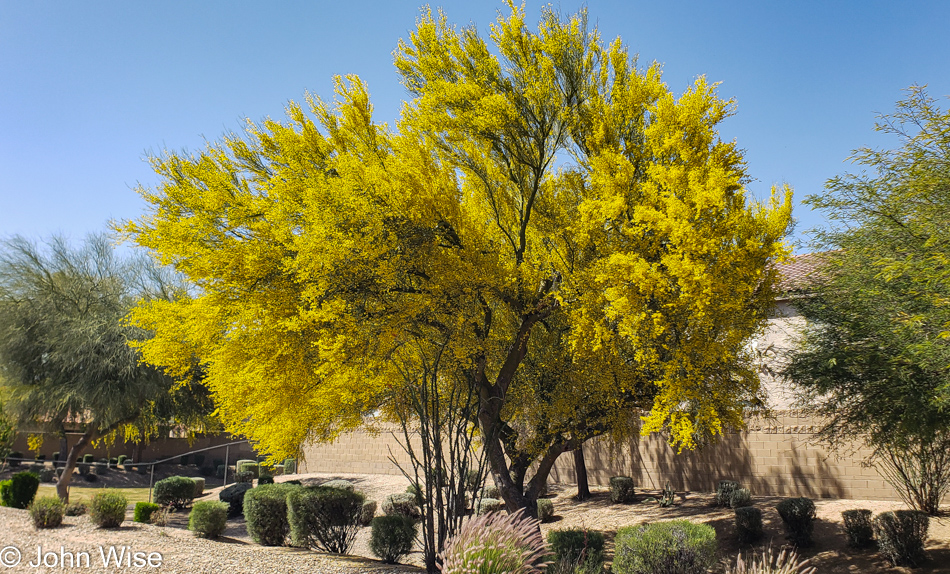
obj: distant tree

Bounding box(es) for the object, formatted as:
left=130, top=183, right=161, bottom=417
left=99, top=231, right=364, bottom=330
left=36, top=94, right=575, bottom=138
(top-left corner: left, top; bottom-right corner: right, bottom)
left=0, top=398, right=14, bottom=468
left=0, top=234, right=215, bottom=501
left=786, top=87, right=950, bottom=514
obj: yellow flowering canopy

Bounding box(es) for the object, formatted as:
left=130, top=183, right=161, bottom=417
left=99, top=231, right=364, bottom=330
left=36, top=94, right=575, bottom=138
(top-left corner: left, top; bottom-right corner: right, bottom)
left=122, top=3, right=792, bottom=511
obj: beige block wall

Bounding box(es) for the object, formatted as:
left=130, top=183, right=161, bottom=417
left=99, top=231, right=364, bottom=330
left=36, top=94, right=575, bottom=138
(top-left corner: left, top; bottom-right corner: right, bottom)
left=300, top=414, right=902, bottom=501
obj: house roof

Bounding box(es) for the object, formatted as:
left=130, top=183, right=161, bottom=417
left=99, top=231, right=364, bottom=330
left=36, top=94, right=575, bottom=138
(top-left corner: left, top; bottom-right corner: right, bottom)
left=776, top=252, right=826, bottom=294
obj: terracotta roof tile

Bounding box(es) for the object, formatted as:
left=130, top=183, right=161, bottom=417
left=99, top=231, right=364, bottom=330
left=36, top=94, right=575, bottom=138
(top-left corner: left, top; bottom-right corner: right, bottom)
left=776, top=252, right=826, bottom=293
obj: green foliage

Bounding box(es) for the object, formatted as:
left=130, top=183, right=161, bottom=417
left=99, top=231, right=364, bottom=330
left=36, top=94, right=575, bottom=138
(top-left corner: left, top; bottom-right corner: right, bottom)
left=0, top=402, right=14, bottom=465
left=716, top=480, right=740, bottom=507
left=287, top=486, right=364, bottom=553
left=841, top=509, right=874, bottom=548
left=613, top=520, right=717, bottom=574
left=322, top=479, right=355, bottom=491
left=29, top=496, right=64, bottom=528
left=188, top=500, right=229, bottom=539
left=724, top=546, right=815, bottom=574
left=153, top=476, right=196, bottom=509
left=192, top=477, right=205, bottom=497
left=219, top=482, right=253, bottom=518
left=730, top=488, right=752, bottom=509
left=873, top=510, right=929, bottom=567
left=476, top=498, right=505, bottom=515
left=282, top=458, right=296, bottom=474
left=735, top=506, right=763, bottom=544
left=776, top=498, right=816, bottom=548
left=244, top=483, right=297, bottom=546
left=64, top=502, right=87, bottom=516
left=537, top=498, right=555, bottom=523
left=440, top=509, right=549, bottom=574
left=234, top=470, right=254, bottom=483
left=609, top=476, right=636, bottom=504
left=133, top=502, right=160, bottom=523
left=370, top=515, right=417, bottom=564
left=547, top=528, right=605, bottom=569
left=483, top=484, right=500, bottom=499
left=360, top=500, right=377, bottom=526
left=1, top=471, right=39, bottom=509
left=789, top=88, right=950, bottom=516
left=236, top=460, right=259, bottom=478
left=38, top=467, right=55, bottom=483
left=383, top=492, right=421, bottom=520
left=82, top=454, right=94, bottom=464
left=7, top=451, right=22, bottom=467
left=117, top=455, right=127, bottom=466
left=89, top=490, right=128, bottom=528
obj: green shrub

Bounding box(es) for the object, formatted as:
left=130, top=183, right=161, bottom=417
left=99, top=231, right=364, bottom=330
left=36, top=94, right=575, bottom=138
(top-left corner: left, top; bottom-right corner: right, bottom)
left=609, top=476, right=636, bottom=504
left=361, top=500, right=378, bottom=526
left=117, top=455, right=127, bottom=466
left=64, top=502, right=87, bottom=516
left=288, top=485, right=364, bottom=553
left=483, top=484, right=500, bottom=499
left=52, top=452, right=60, bottom=462
left=538, top=498, right=555, bottom=523
left=272, top=464, right=285, bottom=476
left=283, top=458, right=296, bottom=474
left=7, top=451, right=22, bottom=467
left=323, top=479, right=355, bottom=491
left=192, top=477, right=205, bottom=498
left=613, top=520, right=717, bottom=574
left=383, top=492, right=421, bottom=520
left=244, top=483, right=298, bottom=546
left=234, top=470, right=254, bottom=483
left=873, top=510, right=929, bottom=567
left=716, top=480, right=740, bottom=507
left=89, top=490, right=128, bottom=528
left=153, top=476, right=196, bottom=509
left=548, top=528, right=605, bottom=569
left=776, top=497, right=816, bottom=547
left=109, top=457, right=118, bottom=468
left=1, top=471, right=40, bottom=509
left=842, top=509, right=874, bottom=549
left=406, top=482, right=423, bottom=505
left=370, top=514, right=417, bottom=563
left=216, top=464, right=226, bottom=479
left=735, top=506, right=763, bottom=544
left=236, top=459, right=259, bottom=478
left=188, top=500, right=229, bottom=539
left=29, top=496, right=65, bottom=528
left=38, top=467, right=56, bottom=483
left=82, top=454, right=94, bottom=463
left=440, top=509, right=549, bottom=574
left=134, top=502, right=161, bottom=523
left=724, top=546, right=816, bottom=574
left=219, top=482, right=253, bottom=517
left=730, top=488, right=752, bottom=509
left=476, top=498, right=505, bottom=515
left=93, top=461, right=108, bottom=474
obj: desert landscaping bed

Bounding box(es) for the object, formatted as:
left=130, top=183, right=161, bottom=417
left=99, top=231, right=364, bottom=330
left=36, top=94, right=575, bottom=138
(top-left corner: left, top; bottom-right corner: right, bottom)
left=1, top=472, right=948, bottom=573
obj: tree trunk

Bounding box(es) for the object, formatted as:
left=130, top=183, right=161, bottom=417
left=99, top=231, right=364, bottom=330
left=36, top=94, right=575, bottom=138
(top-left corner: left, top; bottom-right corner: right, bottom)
left=574, top=444, right=591, bottom=501
left=55, top=430, right=96, bottom=502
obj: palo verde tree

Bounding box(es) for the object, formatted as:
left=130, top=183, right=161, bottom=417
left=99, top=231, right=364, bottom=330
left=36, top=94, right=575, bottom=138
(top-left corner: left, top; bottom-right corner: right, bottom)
left=0, top=234, right=215, bottom=501
left=785, top=87, right=950, bottom=514
left=123, top=4, right=792, bottom=518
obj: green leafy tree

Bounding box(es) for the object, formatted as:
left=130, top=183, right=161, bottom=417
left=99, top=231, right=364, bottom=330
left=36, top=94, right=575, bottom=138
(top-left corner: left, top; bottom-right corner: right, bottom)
left=786, top=87, right=950, bottom=514
left=0, top=234, right=215, bottom=501
left=123, top=4, right=792, bottom=517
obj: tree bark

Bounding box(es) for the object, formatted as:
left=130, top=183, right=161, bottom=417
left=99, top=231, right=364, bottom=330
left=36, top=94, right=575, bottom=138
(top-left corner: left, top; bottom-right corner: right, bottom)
left=574, top=444, right=591, bottom=501
left=56, top=430, right=96, bottom=502
left=58, top=430, right=69, bottom=468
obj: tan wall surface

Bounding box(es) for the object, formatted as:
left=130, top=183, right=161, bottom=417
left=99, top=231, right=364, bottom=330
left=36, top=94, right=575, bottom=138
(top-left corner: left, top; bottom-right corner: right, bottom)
left=10, top=433, right=256, bottom=464
left=300, top=414, right=901, bottom=501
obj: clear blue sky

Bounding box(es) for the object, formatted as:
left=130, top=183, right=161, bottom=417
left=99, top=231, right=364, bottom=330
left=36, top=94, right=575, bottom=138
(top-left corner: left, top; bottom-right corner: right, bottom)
left=2, top=1, right=949, bottom=251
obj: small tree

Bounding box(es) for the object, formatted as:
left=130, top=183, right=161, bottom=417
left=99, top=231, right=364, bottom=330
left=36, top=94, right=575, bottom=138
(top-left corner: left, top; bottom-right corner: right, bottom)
left=787, top=87, right=950, bottom=514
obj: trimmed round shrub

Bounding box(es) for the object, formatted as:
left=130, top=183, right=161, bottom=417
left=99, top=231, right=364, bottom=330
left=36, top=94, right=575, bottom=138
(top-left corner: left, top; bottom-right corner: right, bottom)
left=244, top=483, right=299, bottom=546
left=548, top=528, right=605, bottom=569
left=440, top=509, right=549, bottom=574
left=730, top=488, right=752, bottom=509
left=93, top=461, right=108, bottom=474
left=220, top=482, right=253, bottom=517
left=153, top=476, right=197, bottom=509
left=134, top=502, right=161, bottom=523
left=370, top=514, right=417, bottom=563
left=716, top=480, right=740, bottom=507
left=288, top=485, right=365, bottom=553
left=361, top=500, right=378, bottom=526
left=234, top=470, right=254, bottom=484
left=39, top=467, right=56, bottom=483
left=776, top=497, right=816, bottom=547
left=1, top=471, right=40, bottom=509
left=82, top=454, right=94, bottom=463
left=7, top=451, right=23, bottom=467
left=322, top=479, right=355, bottom=491
left=613, top=520, right=717, bottom=574
left=192, top=477, right=206, bottom=498
left=735, top=506, right=763, bottom=544
left=483, top=484, right=501, bottom=499
left=29, top=496, right=65, bottom=528
left=117, top=455, right=127, bottom=466
left=283, top=458, right=296, bottom=474
left=476, top=498, right=505, bottom=515
left=609, top=476, right=636, bottom=504
left=842, top=509, right=874, bottom=548
left=90, top=490, right=128, bottom=528
left=235, top=459, right=259, bottom=478
left=188, top=500, right=229, bottom=539
left=64, top=501, right=87, bottom=516
left=383, top=492, right=421, bottom=520
left=873, top=510, right=929, bottom=567
left=537, top=498, right=555, bottom=523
